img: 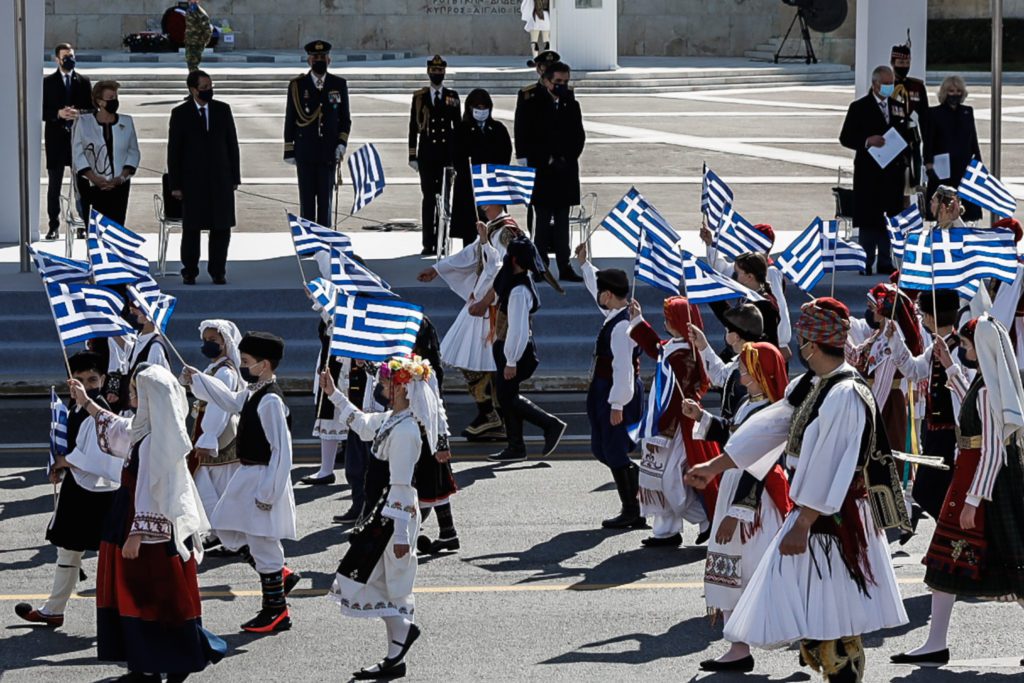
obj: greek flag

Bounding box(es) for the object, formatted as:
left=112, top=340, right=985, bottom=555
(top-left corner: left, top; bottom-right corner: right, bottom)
left=348, top=144, right=386, bottom=214
left=681, top=250, right=764, bottom=304
left=288, top=213, right=354, bottom=257
left=127, top=279, right=177, bottom=334
left=306, top=277, right=339, bottom=309
left=900, top=227, right=1018, bottom=291
left=958, top=159, right=1017, bottom=218
left=600, top=188, right=682, bottom=252
left=886, top=205, right=924, bottom=262
left=87, top=211, right=149, bottom=284
left=472, top=164, right=535, bottom=206
left=49, top=386, right=68, bottom=473
left=635, top=352, right=675, bottom=441
left=701, top=165, right=734, bottom=229
left=330, top=295, right=424, bottom=362
left=30, top=248, right=91, bottom=285
left=330, top=250, right=396, bottom=298
left=635, top=227, right=684, bottom=295
left=818, top=218, right=867, bottom=273
left=776, top=218, right=825, bottom=292
left=715, top=204, right=773, bottom=261
left=45, top=282, right=133, bottom=346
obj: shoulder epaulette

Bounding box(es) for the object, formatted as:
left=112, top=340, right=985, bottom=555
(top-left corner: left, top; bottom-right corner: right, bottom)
left=414, top=87, right=429, bottom=96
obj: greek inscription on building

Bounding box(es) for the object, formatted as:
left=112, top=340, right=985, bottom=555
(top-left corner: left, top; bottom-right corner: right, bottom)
left=424, top=0, right=518, bottom=16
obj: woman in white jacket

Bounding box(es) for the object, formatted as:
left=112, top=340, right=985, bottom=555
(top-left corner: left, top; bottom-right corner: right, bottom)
left=72, top=80, right=140, bottom=229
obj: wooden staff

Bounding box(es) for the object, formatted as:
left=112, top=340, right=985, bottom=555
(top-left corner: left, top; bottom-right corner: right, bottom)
left=42, top=295, right=74, bottom=379
left=678, top=264, right=697, bottom=361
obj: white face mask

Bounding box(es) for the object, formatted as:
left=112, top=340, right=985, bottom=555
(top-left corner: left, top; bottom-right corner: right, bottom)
left=472, top=108, right=490, bottom=123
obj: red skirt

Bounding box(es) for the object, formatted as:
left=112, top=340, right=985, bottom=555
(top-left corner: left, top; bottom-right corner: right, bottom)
left=682, top=416, right=721, bottom=518
left=923, top=448, right=990, bottom=592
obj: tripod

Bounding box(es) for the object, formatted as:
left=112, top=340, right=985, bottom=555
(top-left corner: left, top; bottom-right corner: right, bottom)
left=774, top=9, right=818, bottom=65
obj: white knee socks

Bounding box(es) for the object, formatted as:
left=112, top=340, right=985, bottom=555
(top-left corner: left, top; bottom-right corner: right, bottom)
left=907, top=590, right=955, bottom=655
left=42, top=547, right=84, bottom=616
left=383, top=615, right=412, bottom=659
left=315, top=439, right=339, bottom=478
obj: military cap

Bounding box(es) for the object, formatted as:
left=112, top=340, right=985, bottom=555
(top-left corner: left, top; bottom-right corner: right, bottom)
left=305, top=40, right=331, bottom=55
left=527, top=49, right=561, bottom=69
left=427, top=54, right=448, bottom=71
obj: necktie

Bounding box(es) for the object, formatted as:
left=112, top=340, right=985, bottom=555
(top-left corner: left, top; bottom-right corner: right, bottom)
left=879, top=100, right=889, bottom=125
left=200, top=106, right=208, bottom=131
left=316, top=78, right=323, bottom=90
left=434, top=91, right=440, bottom=108
left=64, top=74, right=71, bottom=99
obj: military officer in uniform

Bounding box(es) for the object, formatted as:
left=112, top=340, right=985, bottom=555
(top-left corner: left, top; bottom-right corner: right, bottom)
left=891, top=40, right=929, bottom=195
left=409, top=55, right=460, bottom=256
left=284, top=40, right=351, bottom=228
left=514, top=49, right=559, bottom=236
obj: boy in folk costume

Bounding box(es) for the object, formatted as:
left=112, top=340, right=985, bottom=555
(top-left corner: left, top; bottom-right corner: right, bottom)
left=629, top=297, right=721, bottom=547
left=190, top=320, right=243, bottom=550
left=182, top=332, right=302, bottom=634
left=321, top=355, right=442, bottom=680
left=687, top=298, right=910, bottom=683
left=15, top=352, right=120, bottom=628
left=681, top=342, right=793, bottom=673
left=575, top=243, right=645, bottom=529
left=892, top=316, right=1024, bottom=666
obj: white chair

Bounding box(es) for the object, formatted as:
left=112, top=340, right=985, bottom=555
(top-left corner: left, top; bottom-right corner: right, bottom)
left=153, top=192, right=183, bottom=277
left=60, top=177, right=87, bottom=258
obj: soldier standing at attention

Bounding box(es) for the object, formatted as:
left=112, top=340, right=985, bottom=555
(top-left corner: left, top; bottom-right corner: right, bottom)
left=514, top=49, right=559, bottom=236
left=183, top=1, right=212, bottom=73
left=409, top=55, right=460, bottom=256
left=891, top=39, right=929, bottom=198
left=284, top=40, right=352, bottom=228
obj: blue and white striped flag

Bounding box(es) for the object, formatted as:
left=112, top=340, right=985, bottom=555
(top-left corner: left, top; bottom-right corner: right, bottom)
left=330, top=250, right=396, bottom=298
left=348, top=144, right=386, bottom=214
left=472, top=164, right=535, bottom=206
left=681, top=250, right=764, bottom=304
left=635, top=351, right=674, bottom=442
left=45, top=282, right=133, bottom=346
left=127, top=278, right=177, bottom=334
left=30, top=248, right=91, bottom=285
left=714, top=204, right=773, bottom=261
left=818, top=217, right=867, bottom=273
left=635, top=227, right=684, bottom=295
left=49, top=386, right=68, bottom=473
left=599, top=188, right=682, bottom=253
left=776, top=218, right=825, bottom=292
left=900, top=227, right=1018, bottom=291
left=701, top=165, right=734, bottom=229
left=288, top=213, right=354, bottom=257
left=330, top=295, right=424, bottom=362
left=306, top=277, right=339, bottom=309
left=958, top=159, right=1017, bottom=218
left=886, top=205, right=924, bottom=262
left=87, top=211, right=149, bottom=284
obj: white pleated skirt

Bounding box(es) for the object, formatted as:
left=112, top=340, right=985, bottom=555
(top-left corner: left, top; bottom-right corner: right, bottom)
left=439, top=306, right=495, bottom=372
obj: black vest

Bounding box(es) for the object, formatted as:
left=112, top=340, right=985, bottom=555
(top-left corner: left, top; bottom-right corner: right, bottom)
left=593, top=308, right=640, bottom=379
left=958, top=374, right=984, bottom=440
left=237, top=382, right=290, bottom=466
left=66, top=395, right=109, bottom=452
left=927, top=337, right=959, bottom=429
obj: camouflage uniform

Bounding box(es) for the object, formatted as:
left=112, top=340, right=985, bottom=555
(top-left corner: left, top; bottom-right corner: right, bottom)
left=184, top=3, right=213, bottom=72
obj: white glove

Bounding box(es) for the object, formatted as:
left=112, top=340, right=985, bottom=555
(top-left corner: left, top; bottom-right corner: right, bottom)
left=409, top=160, right=419, bottom=172
left=335, top=145, right=346, bottom=162
left=516, top=158, right=527, bottom=166
left=284, top=157, right=296, bottom=166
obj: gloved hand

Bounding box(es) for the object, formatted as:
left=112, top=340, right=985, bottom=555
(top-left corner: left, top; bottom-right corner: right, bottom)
left=284, top=157, right=296, bottom=166
left=515, top=157, right=527, bottom=166
left=335, top=145, right=346, bottom=162
left=409, top=160, right=419, bottom=172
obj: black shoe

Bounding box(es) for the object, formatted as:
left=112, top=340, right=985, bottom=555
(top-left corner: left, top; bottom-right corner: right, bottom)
left=861, top=266, right=873, bottom=276
left=642, top=532, right=682, bottom=547
left=541, top=418, right=567, bottom=456
left=602, top=465, right=646, bottom=529
left=462, top=411, right=503, bottom=437
left=558, top=270, right=584, bottom=283
left=352, top=660, right=406, bottom=680
left=694, top=527, right=712, bottom=545
left=282, top=567, right=301, bottom=596
left=300, top=473, right=336, bottom=486
left=212, top=276, right=227, bottom=285
left=392, top=623, right=421, bottom=665
left=45, top=228, right=59, bottom=241
left=201, top=535, right=222, bottom=551
left=488, top=448, right=528, bottom=463
left=182, top=275, right=196, bottom=285
left=333, top=507, right=361, bottom=525
left=890, top=649, right=950, bottom=666
left=240, top=606, right=291, bottom=633
left=464, top=427, right=507, bottom=442
left=428, top=536, right=460, bottom=554
left=699, top=655, right=755, bottom=672
left=420, top=247, right=436, bottom=256
left=416, top=534, right=433, bottom=554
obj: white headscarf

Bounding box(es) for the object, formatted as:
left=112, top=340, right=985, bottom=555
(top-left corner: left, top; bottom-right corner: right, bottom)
left=974, top=315, right=1024, bottom=443
left=130, top=364, right=209, bottom=561
left=199, top=319, right=243, bottom=379
left=407, top=378, right=442, bottom=453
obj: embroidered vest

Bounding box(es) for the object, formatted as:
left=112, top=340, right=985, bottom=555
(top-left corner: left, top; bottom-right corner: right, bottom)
left=927, top=337, right=959, bottom=429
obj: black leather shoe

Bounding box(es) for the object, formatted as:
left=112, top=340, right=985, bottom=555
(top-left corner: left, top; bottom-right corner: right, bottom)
left=212, top=276, right=227, bottom=285
left=45, top=229, right=59, bottom=241
left=428, top=536, right=460, bottom=554
left=694, top=527, right=712, bottom=545
left=601, top=510, right=646, bottom=529
left=416, top=534, right=433, bottom=554
left=352, top=660, right=406, bottom=680
left=558, top=270, right=584, bottom=283
left=699, top=655, right=755, bottom=672
left=641, top=532, right=682, bottom=547
left=420, top=247, right=436, bottom=256
left=542, top=419, right=567, bottom=456
left=488, top=448, right=528, bottom=463
left=182, top=275, right=196, bottom=285
left=282, top=567, right=301, bottom=596
left=300, top=473, right=336, bottom=486
left=333, top=507, right=361, bottom=525
left=890, top=649, right=950, bottom=666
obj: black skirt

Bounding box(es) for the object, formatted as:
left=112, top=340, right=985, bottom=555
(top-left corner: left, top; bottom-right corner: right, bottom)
left=985, top=445, right=1024, bottom=596
left=46, top=472, right=117, bottom=552
left=414, top=436, right=458, bottom=506
left=913, top=428, right=956, bottom=519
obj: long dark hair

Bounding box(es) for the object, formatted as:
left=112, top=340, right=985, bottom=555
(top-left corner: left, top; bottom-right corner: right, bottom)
left=462, top=88, right=493, bottom=124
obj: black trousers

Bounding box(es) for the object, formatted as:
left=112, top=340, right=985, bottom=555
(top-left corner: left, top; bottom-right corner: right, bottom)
left=47, top=166, right=89, bottom=231
left=859, top=225, right=894, bottom=272
left=297, top=161, right=336, bottom=228
left=418, top=159, right=445, bottom=250
left=181, top=228, right=231, bottom=279
left=81, top=181, right=131, bottom=227
left=533, top=203, right=571, bottom=274
left=493, top=339, right=554, bottom=452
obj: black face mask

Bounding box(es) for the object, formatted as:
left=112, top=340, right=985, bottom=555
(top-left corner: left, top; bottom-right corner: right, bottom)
left=240, top=364, right=260, bottom=383
left=196, top=88, right=214, bottom=103
left=62, top=56, right=76, bottom=71
left=125, top=312, right=145, bottom=332
left=429, top=73, right=444, bottom=86
left=893, top=66, right=910, bottom=79
left=86, top=387, right=103, bottom=400
left=552, top=83, right=570, bottom=99
left=864, top=308, right=880, bottom=330
left=373, top=382, right=390, bottom=408
left=311, top=60, right=328, bottom=76
left=957, top=347, right=978, bottom=369
left=200, top=340, right=222, bottom=359
left=946, top=95, right=962, bottom=108
left=104, top=99, right=120, bottom=114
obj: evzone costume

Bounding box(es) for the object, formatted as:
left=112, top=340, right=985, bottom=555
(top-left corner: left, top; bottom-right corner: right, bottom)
left=431, top=212, right=521, bottom=441
left=186, top=332, right=302, bottom=633
left=693, top=342, right=793, bottom=673
left=15, top=352, right=121, bottom=628
left=893, top=316, right=1024, bottom=666
left=630, top=297, right=721, bottom=547
left=326, top=355, right=442, bottom=680
left=692, top=298, right=909, bottom=682
left=520, top=0, right=551, bottom=58
left=189, top=320, right=243, bottom=549
left=579, top=258, right=645, bottom=529
left=89, top=365, right=226, bottom=680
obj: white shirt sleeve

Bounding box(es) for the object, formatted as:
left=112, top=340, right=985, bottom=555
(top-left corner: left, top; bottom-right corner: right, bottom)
left=888, top=334, right=933, bottom=383
left=146, top=340, right=171, bottom=372
left=504, top=287, right=531, bottom=367
left=194, top=365, right=237, bottom=451
left=190, top=371, right=249, bottom=415
left=255, top=393, right=293, bottom=507
left=699, top=345, right=735, bottom=389
left=65, top=417, right=124, bottom=490
left=328, top=389, right=390, bottom=441
left=723, top=398, right=794, bottom=481
left=991, top=263, right=1024, bottom=329
left=767, top=266, right=792, bottom=345
left=434, top=238, right=483, bottom=302
left=581, top=261, right=601, bottom=308
left=608, top=318, right=636, bottom=410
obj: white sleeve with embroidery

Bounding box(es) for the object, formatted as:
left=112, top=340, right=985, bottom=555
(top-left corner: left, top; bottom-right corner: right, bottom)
left=94, top=410, right=134, bottom=459
left=888, top=335, right=933, bottom=383
left=130, top=436, right=172, bottom=542
left=381, top=420, right=422, bottom=547
left=329, top=389, right=390, bottom=441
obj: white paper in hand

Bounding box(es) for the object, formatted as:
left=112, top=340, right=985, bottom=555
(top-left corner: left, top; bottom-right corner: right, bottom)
left=868, top=127, right=909, bottom=169
left=932, top=153, right=951, bottom=180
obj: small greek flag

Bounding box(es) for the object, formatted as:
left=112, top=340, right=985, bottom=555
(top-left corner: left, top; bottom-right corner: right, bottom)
left=886, top=205, right=924, bottom=262
left=818, top=218, right=867, bottom=273
left=681, top=250, right=764, bottom=304
left=701, top=165, right=734, bottom=229
left=330, top=295, right=424, bottom=362
left=30, top=247, right=91, bottom=285
left=636, top=351, right=675, bottom=441
left=49, top=386, right=68, bottom=473
left=306, top=277, right=339, bottom=309
left=900, top=227, right=1017, bottom=291
left=635, top=227, right=684, bottom=295
left=87, top=211, right=149, bottom=284
left=776, top=218, right=825, bottom=292
left=472, top=164, right=535, bottom=206
left=288, top=213, right=354, bottom=257
left=600, top=188, right=683, bottom=253
left=127, top=278, right=177, bottom=334
left=348, top=144, right=386, bottom=214
left=45, top=282, right=133, bottom=347
left=330, top=250, right=396, bottom=298
left=958, top=159, right=1017, bottom=218
left=715, top=204, right=773, bottom=262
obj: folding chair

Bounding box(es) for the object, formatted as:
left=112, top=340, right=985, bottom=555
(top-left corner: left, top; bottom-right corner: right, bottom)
left=569, top=191, right=599, bottom=253
left=831, top=167, right=856, bottom=242
left=60, top=176, right=87, bottom=258
left=154, top=173, right=183, bottom=276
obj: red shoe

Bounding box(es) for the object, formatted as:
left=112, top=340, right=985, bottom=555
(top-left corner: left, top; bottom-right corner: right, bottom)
left=241, top=606, right=291, bottom=633
left=282, top=567, right=302, bottom=596
left=14, top=603, right=63, bottom=627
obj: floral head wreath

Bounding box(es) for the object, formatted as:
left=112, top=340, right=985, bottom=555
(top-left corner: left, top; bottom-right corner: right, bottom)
left=378, top=354, right=433, bottom=386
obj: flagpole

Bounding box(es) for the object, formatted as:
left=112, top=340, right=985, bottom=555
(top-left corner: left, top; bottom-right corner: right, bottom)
left=928, top=224, right=939, bottom=327
left=678, top=260, right=697, bottom=361
left=315, top=287, right=339, bottom=421
left=126, top=285, right=188, bottom=368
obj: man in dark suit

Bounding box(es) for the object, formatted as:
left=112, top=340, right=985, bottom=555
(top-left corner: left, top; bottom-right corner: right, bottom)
left=514, top=49, right=559, bottom=236
left=518, top=61, right=585, bottom=283
left=408, top=55, right=460, bottom=256
left=839, top=65, right=910, bottom=276
left=42, top=43, right=92, bottom=240
left=283, top=39, right=351, bottom=228
left=167, top=70, right=241, bottom=285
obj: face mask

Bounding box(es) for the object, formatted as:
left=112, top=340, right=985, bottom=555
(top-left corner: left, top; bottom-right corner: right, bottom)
left=373, top=382, right=390, bottom=408
left=429, top=73, right=444, bottom=86
left=879, top=83, right=895, bottom=98
left=62, top=56, right=75, bottom=71
left=552, top=83, right=570, bottom=99
left=957, top=347, right=978, bottom=369
left=104, top=99, right=119, bottom=114
left=125, top=312, right=145, bottom=332
left=864, top=308, right=880, bottom=330
left=946, top=95, right=962, bottom=108
left=472, top=108, right=490, bottom=122
left=197, top=89, right=214, bottom=103
left=86, top=387, right=103, bottom=400
left=200, top=340, right=222, bottom=359
left=597, top=291, right=610, bottom=311
left=893, top=66, right=910, bottom=79
left=798, top=342, right=813, bottom=370
left=240, top=364, right=260, bottom=383
left=311, top=60, right=328, bottom=76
